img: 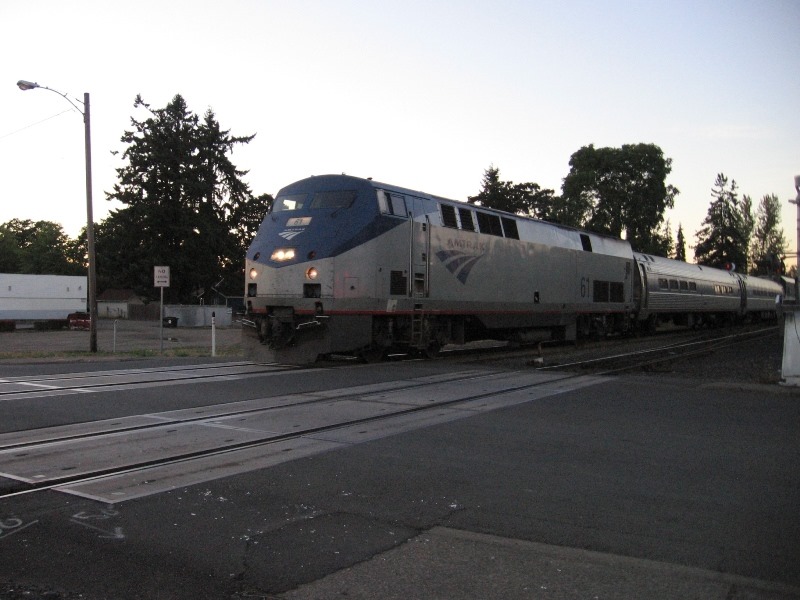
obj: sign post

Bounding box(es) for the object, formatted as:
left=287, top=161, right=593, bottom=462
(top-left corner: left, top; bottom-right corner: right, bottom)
left=154, top=266, right=170, bottom=353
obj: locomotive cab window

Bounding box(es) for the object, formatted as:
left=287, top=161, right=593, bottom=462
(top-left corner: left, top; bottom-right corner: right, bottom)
left=379, top=191, right=407, bottom=217
left=580, top=234, right=592, bottom=252
left=310, top=190, right=356, bottom=209
left=274, top=193, right=308, bottom=211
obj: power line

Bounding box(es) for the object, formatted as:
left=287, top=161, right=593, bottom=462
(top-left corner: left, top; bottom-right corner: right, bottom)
left=0, top=108, right=76, bottom=141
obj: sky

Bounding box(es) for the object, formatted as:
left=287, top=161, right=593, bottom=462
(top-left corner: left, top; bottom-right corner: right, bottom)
left=1, top=0, right=799, bottom=264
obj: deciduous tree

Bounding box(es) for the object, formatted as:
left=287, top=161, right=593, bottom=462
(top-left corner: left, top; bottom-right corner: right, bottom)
left=0, top=219, right=82, bottom=275
left=559, top=144, right=678, bottom=254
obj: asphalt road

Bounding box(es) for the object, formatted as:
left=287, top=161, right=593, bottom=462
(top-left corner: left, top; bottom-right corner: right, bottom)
left=0, top=329, right=799, bottom=599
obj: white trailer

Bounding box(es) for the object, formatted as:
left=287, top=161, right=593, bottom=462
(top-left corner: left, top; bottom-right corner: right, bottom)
left=0, top=274, right=87, bottom=320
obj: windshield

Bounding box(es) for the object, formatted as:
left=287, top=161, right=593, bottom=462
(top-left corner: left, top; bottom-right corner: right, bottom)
left=273, top=193, right=308, bottom=211
left=273, top=190, right=356, bottom=211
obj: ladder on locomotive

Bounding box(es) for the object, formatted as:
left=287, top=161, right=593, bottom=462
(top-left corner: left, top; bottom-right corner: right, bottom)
left=411, top=307, right=425, bottom=346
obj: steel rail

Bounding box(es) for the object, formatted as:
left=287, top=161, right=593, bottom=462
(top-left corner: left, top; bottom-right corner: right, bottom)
left=0, top=362, right=295, bottom=398
left=0, top=368, right=586, bottom=500
left=535, top=326, right=778, bottom=375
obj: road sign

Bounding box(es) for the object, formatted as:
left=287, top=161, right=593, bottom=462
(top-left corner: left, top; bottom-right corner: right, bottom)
left=154, top=266, right=170, bottom=288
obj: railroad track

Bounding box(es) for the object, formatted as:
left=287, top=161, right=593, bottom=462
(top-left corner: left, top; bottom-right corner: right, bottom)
left=0, top=327, right=780, bottom=502
left=434, top=324, right=779, bottom=371
left=0, top=361, right=296, bottom=401
left=0, top=366, right=601, bottom=502
left=532, top=325, right=780, bottom=375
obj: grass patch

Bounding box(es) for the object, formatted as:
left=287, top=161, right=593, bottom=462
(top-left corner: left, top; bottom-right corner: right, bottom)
left=0, top=344, right=244, bottom=362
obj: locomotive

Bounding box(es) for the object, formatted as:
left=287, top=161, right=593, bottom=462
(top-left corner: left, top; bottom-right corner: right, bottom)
left=243, top=174, right=783, bottom=364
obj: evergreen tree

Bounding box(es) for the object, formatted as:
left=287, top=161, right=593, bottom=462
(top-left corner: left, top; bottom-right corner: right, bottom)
left=694, top=174, right=752, bottom=272
left=741, top=194, right=755, bottom=271
left=104, top=94, right=262, bottom=301
left=650, top=218, right=674, bottom=258
left=230, top=192, right=273, bottom=259
left=752, top=193, right=787, bottom=275
left=675, top=223, right=687, bottom=262
left=468, top=165, right=555, bottom=219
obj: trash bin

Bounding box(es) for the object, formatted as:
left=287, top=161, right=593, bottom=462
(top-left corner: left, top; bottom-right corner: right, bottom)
left=163, top=316, right=178, bottom=328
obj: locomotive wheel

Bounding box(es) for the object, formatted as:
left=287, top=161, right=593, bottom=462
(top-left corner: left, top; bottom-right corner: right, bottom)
left=358, top=345, right=385, bottom=363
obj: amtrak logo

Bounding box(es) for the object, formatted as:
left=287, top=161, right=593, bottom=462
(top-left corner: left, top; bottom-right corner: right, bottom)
left=436, top=249, right=485, bottom=284
left=279, top=229, right=304, bottom=241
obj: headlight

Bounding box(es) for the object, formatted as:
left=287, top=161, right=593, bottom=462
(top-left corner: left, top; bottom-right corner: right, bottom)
left=306, top=267, right=318, bottom=280
left=249, top=268, right=258, bottom=280
left=270, top=248, right=296, bottom=262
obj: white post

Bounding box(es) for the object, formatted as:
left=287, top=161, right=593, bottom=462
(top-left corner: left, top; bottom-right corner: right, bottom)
left=211, top=311, right=216, bottom=357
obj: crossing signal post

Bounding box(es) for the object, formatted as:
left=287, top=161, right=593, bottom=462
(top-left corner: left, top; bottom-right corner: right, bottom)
left=782, top=177, right=800, bottom=385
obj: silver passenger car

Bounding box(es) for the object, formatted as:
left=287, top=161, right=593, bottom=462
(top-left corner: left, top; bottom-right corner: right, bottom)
left=634, top=252, right=782, bottom=328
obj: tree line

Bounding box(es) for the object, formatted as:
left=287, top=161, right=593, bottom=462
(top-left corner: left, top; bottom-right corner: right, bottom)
left=1, top=95, right=789, bottom=305
left=469, top=149, right=787, bottom=276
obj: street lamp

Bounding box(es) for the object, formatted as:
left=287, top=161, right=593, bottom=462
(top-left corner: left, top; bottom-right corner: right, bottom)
left=16, top=79, right=98, bottom=352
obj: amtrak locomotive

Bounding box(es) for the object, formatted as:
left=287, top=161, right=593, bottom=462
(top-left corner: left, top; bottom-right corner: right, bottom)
left=243, top=174, right=783, bottom=363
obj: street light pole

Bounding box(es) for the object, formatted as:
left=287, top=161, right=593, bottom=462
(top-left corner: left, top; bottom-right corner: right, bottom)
left=789, top=175, right=800, bottom=303
left=82, top=92, right=98, bottom=353
left=17, top=80, right=98, bottom=352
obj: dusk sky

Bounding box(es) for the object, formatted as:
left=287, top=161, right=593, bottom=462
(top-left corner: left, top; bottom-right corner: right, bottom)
left=2, top=0, right=798, bottom=263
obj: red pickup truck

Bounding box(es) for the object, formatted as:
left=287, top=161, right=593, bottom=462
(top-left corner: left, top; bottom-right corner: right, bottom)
left=67, top=312, right=91, bottom=330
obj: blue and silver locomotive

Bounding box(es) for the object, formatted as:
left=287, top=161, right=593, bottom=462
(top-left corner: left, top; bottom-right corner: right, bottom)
left=243, top=174, right=782, bottom=363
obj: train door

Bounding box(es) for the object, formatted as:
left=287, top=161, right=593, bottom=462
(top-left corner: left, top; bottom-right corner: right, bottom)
left=635, top=261, right=649, bottom=310
left=633, top=259, right=653, bottom=332
left=376, top=190, right=412, bottom=300
left=406, top=197, right=436, bottom=352
left=407, top=196, right=430, bottom=298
